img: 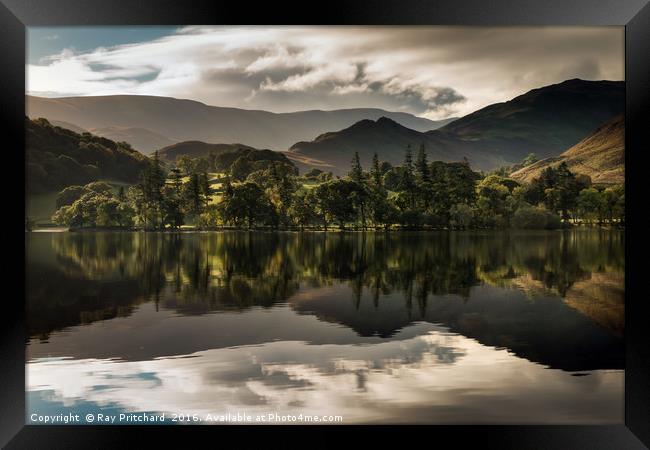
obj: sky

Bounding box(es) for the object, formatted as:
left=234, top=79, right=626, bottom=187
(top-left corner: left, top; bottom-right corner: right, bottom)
left=27, top=26, right=624, bottom=120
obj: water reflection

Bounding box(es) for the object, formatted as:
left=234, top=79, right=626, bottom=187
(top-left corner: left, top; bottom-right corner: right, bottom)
left=26, top=230, right=624, bottom=423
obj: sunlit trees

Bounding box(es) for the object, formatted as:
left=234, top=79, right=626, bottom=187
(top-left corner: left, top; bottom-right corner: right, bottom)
left=47, top=139, right=623, bottom=231
left=52, top=189, right=134, bottom=228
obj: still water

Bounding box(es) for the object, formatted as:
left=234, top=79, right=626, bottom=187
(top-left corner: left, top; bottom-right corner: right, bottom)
left=26, top=230, right=624, bottom=424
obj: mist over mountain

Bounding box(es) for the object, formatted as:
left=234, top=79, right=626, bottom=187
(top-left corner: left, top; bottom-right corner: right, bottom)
left=26, top=95, right=454, bottom=153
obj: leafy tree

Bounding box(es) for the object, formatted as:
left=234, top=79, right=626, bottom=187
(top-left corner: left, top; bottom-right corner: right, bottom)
left=577, top=188, right=602, bottom=224
left=267, top=171, right=298, bottom=228
left=176, top=155, right=195, bottom=175
left=313, top=179, right=360, bottom=229
left=197, top=204, right=220, bottom=229
left=476, top=175, right=510, bottom=218
left=56, top=185, right=87, bottom=209
left=218, top=182, right=276, bottom=228
left=289, top=190, right=318, bottom=229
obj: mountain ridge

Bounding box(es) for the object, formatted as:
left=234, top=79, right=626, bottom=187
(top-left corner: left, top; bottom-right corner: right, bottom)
left=26, top=94, right=455, bottom=153
left=290, top=79, right=624, bottom=172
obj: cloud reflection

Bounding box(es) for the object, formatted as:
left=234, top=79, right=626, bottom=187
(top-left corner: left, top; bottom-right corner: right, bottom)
left=28, top=328, right=622, bottom=424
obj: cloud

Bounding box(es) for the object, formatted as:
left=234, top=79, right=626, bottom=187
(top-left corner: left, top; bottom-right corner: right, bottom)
left=27, top=26, right=624, bottom=119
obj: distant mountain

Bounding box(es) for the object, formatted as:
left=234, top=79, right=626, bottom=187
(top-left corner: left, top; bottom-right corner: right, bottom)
left=27, top=118, right=149, bottom=194
left=510, top=115, right=624, bottom=185
left=290, top=79, right=624, bottom=173
left=157, top=141, right=257, bottom=162
left=26, top=95, right=454, bottom=153
left=289, top=117, right=460, bottom=170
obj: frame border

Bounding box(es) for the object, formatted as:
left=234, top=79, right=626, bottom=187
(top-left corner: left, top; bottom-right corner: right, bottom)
left=2, top=1, right=649, bottom=448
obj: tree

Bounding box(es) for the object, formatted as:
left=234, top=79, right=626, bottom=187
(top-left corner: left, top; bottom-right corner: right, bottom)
left=137, top=151, right=166, bottom=229
left=230, top=155, right=252, bottom=181
left=369, top=189, right=397, bottom=229
left=176, top=155, right=195, bottom=175
left=184, top=172, right=203, bottom=217
left=56, top=185, right=87, bottom=209
left=289, top=190, right=318, bottom=229
left=349, top=152, right=364, bottom=182
left=267, top=171, right=297, bottom=228
left=370, top=153, right=382, bottom=187
left=553, top=162, right=580, bottom=220
left=415, top=143, right=429, bottom=183
left=218, top=182, right=276, bottom=229
left=399, top=145, right=416, bottom=208
left=475, top=175, right=511, bottom=227
left=602, top=185, right=625, bottom=224
left=511, top=205, right=561, bottom=229
left=197, top=204, right=220, bottom=229
left=313, top=179, right=359, bottom=229
left=52, top=190, right=133, bottom=229
left=577, top=188, right=602, bottom=224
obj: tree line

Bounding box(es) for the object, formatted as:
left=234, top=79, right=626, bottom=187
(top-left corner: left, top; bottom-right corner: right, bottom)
left=50, top=145, right=624, bottom=230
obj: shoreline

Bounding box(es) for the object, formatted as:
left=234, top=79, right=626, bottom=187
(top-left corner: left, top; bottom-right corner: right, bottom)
left=28, top=224, right=625, bottom=233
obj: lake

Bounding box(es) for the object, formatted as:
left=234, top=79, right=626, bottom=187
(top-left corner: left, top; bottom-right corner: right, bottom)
left=26, top=229, right=624, bottom=424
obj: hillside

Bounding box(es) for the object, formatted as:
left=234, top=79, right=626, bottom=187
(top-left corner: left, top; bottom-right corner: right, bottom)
left=510, top=115, right=624, bottom=185
left=88, top=126, right=176, bottom=153
left=26, top=95, right=454, bottom=153
left=290, top=79, right=624, bottom=173
left=158, top=141, right=257, bottom=162
left=26, top=118, right=149, bottom=194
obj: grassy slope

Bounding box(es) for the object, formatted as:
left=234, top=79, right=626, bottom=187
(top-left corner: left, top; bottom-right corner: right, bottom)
left=510, top=115, right=624, bottom=185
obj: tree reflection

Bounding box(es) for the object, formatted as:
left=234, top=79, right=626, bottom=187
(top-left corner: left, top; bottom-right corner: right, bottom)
left=27, top=230, right=624, bottom=341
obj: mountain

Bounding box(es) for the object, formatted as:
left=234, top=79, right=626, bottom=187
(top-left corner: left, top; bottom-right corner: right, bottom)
left=26, top=117, right=149, bottom=194
left=510, top=115, right=624, bottom=185
left=157, top=141, right=257, bottom=162
left=26, top=95, right=454, bottom=153
left=289, top=117, right=460, bottom=170
left=289, top=79, right=624, bottom=173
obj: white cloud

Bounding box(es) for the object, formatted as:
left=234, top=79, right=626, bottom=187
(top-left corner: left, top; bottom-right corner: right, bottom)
left=27, top=26, right=624, bottom=119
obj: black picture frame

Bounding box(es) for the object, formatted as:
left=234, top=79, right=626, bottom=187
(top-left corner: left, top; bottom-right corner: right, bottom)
left=2, top=1, right=649, bottom=448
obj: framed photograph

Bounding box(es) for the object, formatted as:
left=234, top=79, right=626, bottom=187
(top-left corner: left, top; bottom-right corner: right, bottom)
left=2, top=0, right=649, bottom=447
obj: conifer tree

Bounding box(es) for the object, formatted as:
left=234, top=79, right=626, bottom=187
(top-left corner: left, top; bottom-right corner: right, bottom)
left=349, top=151, right=364, bottom=182
left=416, top=143, right=429, bottom=183
left=370, top=153, right=382, bottom=187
